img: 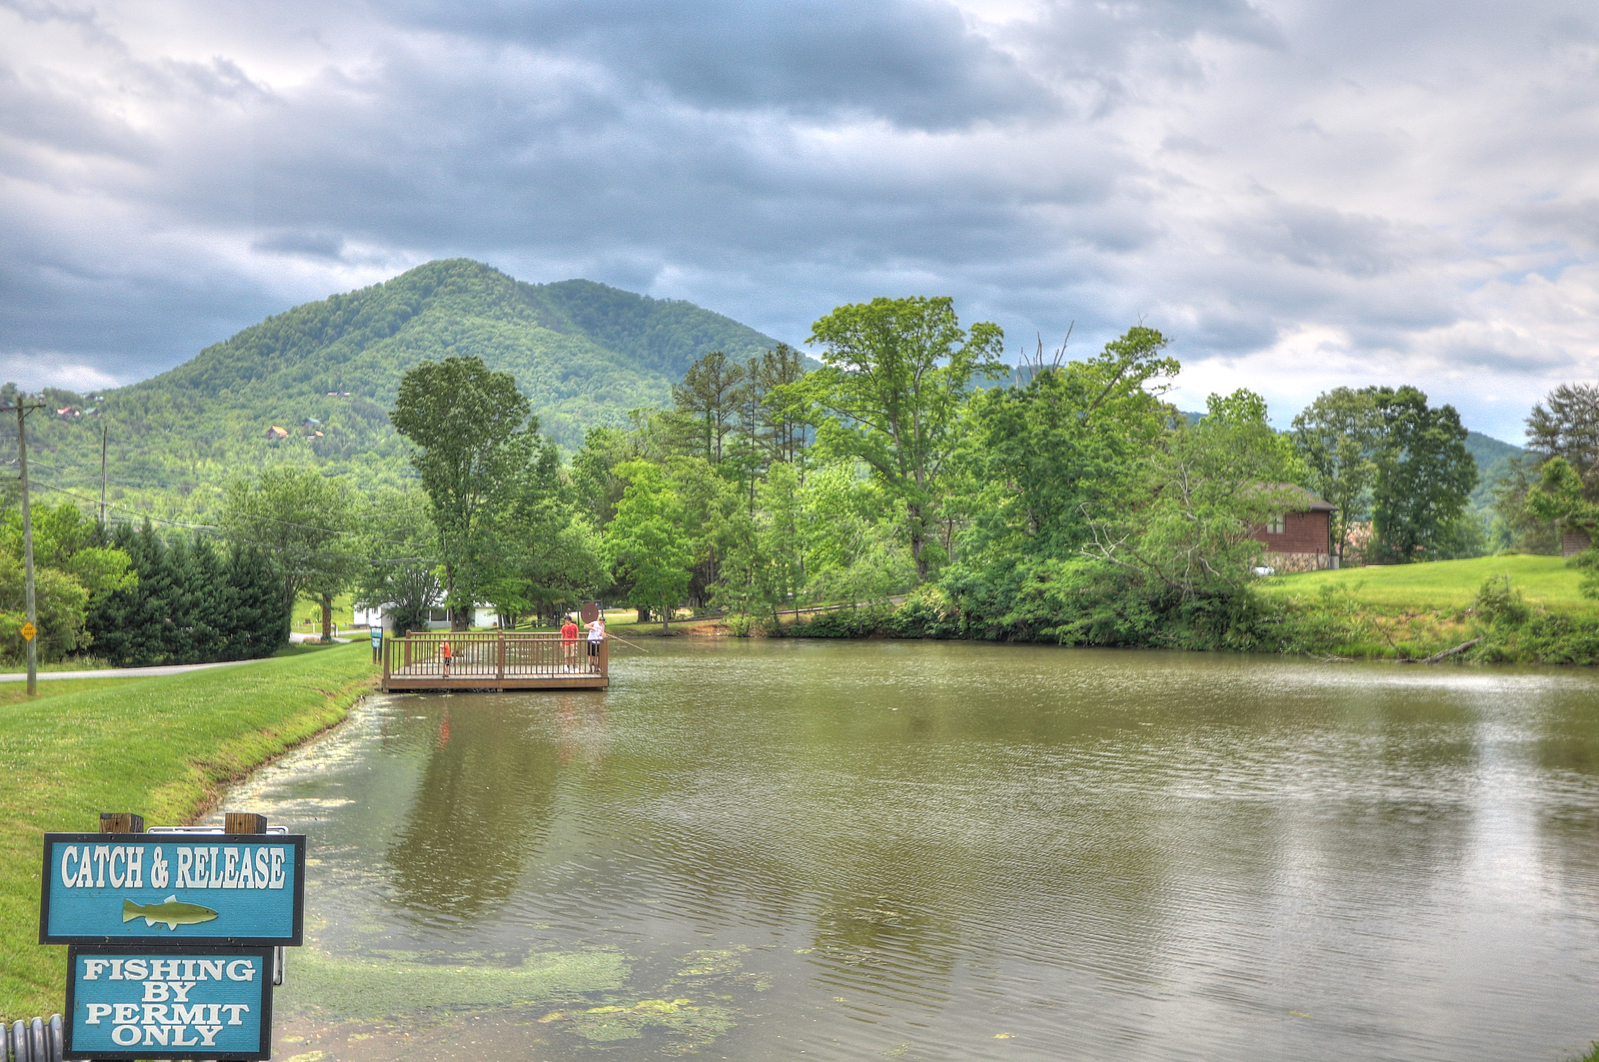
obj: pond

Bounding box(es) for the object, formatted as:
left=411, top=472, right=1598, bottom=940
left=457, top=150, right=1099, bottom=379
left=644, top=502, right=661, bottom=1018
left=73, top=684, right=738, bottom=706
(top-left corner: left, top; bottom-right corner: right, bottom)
left=223, top=640, right=1599, bottom=1061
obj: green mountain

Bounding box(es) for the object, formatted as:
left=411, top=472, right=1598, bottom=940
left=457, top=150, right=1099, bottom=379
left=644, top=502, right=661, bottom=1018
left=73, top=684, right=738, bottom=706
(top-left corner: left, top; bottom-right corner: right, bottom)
left=1465, top=430, right=1524, bottom=515
left=9, top=259, right=786, bottom=520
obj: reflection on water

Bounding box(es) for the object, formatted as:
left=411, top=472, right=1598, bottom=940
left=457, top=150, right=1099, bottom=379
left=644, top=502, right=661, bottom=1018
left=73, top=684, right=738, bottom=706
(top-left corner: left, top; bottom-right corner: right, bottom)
left=221, top=641, right=1599, bottom=1061
left=385, top=703, right=561, bottom=921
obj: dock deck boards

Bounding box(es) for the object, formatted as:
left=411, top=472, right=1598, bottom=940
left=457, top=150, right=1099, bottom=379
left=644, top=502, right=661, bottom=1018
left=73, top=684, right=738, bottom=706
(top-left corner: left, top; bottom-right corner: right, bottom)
left=381, top=631, right=609, bottom=691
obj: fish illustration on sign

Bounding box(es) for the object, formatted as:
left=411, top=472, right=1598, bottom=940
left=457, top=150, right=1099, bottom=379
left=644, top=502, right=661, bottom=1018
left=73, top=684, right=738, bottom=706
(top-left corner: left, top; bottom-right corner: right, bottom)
left=122, top=896, right=219, bottom=930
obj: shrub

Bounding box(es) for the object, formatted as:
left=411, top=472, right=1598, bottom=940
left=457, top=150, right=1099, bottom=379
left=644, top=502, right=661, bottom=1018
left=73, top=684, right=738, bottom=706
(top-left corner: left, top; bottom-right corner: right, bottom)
left=1473, top=574, right=1530, bottom=627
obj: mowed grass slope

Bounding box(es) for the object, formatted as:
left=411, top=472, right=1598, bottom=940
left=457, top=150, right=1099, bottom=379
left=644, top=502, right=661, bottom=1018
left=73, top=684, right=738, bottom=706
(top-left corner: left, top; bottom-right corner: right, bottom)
left=0, top=644, right=376, bottom=1018
left=1258, top=554, right=1595, bottom=613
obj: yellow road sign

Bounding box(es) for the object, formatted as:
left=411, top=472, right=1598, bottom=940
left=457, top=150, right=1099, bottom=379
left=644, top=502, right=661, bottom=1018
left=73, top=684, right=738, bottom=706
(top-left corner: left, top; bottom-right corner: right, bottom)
left=19, top=622, right=35, bottom=641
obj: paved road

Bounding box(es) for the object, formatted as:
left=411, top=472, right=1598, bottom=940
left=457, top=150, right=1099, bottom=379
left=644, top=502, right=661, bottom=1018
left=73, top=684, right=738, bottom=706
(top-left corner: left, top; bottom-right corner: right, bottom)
left=0, top=659, right=264, bottom=683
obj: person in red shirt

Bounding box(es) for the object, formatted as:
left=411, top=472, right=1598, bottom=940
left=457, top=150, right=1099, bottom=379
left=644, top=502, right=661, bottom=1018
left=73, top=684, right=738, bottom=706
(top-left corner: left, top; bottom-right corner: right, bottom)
left=440, top=639, right=452, bottom=678
left=561, top=616, right=580, bottom=671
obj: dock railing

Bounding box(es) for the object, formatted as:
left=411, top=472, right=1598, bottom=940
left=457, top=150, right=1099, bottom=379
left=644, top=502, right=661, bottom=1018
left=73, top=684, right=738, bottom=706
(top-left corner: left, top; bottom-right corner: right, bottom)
left=382, top=630, right=608, bottom=689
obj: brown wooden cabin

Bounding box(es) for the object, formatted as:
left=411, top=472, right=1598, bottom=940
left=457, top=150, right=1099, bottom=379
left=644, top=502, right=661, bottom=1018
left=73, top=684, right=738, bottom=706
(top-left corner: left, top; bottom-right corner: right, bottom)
left=1251, top=486, right=1338, bottom=572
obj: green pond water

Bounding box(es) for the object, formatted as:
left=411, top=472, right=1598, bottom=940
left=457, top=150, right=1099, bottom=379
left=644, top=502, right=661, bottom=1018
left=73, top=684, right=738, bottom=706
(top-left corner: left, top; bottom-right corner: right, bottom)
left=223, top=640, right=1599, bottom=1061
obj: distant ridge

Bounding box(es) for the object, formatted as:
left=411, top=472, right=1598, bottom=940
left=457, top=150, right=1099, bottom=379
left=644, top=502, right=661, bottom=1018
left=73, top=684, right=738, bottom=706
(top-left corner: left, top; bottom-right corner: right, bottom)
left=127, top=259, right=785, bottom=448
left=13, top=259, right=788, bottom=515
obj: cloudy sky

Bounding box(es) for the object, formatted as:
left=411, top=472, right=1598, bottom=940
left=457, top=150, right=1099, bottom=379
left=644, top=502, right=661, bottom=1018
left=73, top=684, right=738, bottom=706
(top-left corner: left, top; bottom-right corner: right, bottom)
left=3, top=0, right=1597, bottom=440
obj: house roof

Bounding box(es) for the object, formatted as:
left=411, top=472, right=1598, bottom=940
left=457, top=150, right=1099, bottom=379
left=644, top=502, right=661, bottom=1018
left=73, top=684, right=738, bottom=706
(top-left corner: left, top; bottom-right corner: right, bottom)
left=1262, top=483, right=1337, bottom=512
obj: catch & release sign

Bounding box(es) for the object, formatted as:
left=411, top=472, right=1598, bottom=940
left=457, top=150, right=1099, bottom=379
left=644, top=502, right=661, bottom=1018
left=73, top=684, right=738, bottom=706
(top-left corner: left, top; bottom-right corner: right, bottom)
left=64, top=946, right=273, bottom=1060
left=41, top=834, right=305, bottom=945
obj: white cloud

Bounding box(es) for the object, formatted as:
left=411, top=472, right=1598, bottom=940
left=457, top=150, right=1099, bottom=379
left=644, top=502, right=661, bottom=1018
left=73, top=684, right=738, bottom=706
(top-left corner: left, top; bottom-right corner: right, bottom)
left=1, top=0, right=1597, bottom=442
left=3, top=354, right=121, bottom=393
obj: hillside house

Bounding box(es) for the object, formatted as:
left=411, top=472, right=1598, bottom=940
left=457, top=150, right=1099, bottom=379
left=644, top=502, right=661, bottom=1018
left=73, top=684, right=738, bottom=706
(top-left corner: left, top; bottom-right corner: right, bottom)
left=265, top=425, right=290, bottom=441
left=1251, top=486, right=1338, bottom=572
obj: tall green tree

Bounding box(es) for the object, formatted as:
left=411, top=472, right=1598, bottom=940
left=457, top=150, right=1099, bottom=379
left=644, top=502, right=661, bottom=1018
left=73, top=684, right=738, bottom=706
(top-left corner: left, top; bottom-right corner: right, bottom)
left=1086, top=390, right=1304, bottom=601
left=220, top=465, right=359, bottom=640
left=746, top=343, right=812, bottom=465
left=390, top=355, right=542, bottom=629
left=961, top=327, right=1177, bottom=566
left=602, top=461, right=694, bottom=631
left=672, top=350, right=747, bottom=465
left=1526, top=382, right=1599, bottom=498
left=802, top=296, right=1006, bottom=582
left=1291, top=387, right=1380, bottom=562
left=353, top=487, right=442, bottom=636
left=1367, top=387, right=1477, bottom=563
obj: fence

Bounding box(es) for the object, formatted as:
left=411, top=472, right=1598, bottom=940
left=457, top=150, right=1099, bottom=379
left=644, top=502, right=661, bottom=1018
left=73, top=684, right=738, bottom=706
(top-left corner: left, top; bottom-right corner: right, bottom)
left=382, top=631, right=608, bottom=690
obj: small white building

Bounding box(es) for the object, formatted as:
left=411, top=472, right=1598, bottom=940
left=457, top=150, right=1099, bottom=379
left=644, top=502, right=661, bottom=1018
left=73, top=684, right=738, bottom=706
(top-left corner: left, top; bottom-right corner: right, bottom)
left=352, top=605, right=500, bottom=631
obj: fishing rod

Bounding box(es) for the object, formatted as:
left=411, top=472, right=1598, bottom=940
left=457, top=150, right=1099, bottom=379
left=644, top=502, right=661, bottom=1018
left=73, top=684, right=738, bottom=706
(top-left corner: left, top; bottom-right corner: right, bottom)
left=605, top=633, right=651, bottom=653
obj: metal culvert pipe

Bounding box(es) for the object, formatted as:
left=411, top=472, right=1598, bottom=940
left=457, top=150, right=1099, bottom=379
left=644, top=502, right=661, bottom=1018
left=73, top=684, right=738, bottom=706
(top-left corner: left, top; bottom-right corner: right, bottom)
left=2, top=1016, right=62, bottom=1062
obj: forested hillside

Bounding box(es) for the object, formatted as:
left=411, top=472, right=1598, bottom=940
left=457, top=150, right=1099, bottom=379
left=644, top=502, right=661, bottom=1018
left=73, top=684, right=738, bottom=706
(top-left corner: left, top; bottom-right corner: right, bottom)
left=8, top=260, right=785, bottom=521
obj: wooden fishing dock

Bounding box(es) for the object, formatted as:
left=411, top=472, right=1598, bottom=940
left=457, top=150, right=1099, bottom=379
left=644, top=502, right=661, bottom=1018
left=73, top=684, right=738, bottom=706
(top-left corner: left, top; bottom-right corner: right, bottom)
left=381, top=631, right=608, bottom=692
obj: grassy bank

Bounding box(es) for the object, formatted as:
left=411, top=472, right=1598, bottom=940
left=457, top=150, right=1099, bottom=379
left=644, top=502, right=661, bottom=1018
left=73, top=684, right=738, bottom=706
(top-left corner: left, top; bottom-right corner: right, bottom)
left=1259, top=555, right=1599, bottom=663
left=767, top=555, right=1599, bottom=664
left=0, top=642, right=377, bottom=1018
left=1257, top=554, right=1594, bottom=614
left=0, top=677, right=139, bottom=708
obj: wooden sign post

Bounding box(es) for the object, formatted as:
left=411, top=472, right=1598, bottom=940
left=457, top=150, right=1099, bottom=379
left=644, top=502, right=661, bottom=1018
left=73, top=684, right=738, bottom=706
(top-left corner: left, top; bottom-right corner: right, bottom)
left=42, top=813, right=304, bottom=1061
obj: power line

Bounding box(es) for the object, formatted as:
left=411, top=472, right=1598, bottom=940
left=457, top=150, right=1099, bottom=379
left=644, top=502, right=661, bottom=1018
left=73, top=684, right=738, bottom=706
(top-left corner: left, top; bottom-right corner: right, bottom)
left=28, top=480, right=439, bottom=567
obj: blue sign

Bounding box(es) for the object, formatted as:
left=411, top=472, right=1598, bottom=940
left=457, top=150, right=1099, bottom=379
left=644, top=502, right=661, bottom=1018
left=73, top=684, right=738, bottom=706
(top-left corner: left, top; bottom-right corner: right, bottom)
left=41, top=834, right=304, bottom=945
left=370, top=626, right=382, bottom=647
left=64, top=946, right=273, bottom=1060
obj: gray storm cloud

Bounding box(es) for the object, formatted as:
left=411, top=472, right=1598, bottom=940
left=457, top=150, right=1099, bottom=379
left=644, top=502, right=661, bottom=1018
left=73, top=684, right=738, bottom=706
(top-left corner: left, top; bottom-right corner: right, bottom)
left=1, top=0, right=1596, bottom=439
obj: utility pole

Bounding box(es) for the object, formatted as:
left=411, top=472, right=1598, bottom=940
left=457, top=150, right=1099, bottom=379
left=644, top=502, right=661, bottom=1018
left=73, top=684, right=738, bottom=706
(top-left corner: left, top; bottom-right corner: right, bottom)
left=100, top=421, right=108, bottom=528
left=4, top=400, right=44, bottom=696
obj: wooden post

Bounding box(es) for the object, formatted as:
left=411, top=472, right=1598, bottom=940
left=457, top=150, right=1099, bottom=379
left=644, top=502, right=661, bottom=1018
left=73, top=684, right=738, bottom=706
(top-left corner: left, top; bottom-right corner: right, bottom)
left=599, top=635, right=609, bottom=679
left=224, top=812, right=267, bottom=834
left=497, top=631, right=505, bottom=684
left=99, top=812, right=144, bottom=834
left=382, top=634, right=390, bottom=686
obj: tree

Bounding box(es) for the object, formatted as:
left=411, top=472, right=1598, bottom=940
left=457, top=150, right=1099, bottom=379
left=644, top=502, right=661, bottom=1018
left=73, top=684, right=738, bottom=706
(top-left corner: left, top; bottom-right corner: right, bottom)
left=1367, top=387, right=1477, bottom=563
left=711, top=460, right=805, bottom=626
left=746, top=343, right=812, bottom=466
left=220, top=466, right=358, bottom=641
left=672, top=350, right=746, bottom=465
left=1525, top=456, right=1599, bottom=598
left=962, top=327, right=1177, bottom=566
left=664, top=454, right=740, bottom=606
left=390, top=355, right=542, bottom=630
left=1526, top=382, right=1599, bottom=498
left=1086, top=390, right=1304, bottom=601
left=0, top=555, right=89, bottom=664
left=1291, top=387, right=1381, bottom=562
left=85, top=523, right=287, bottom=666
left=796, top=461, right=914, bottom=607
left=602, top=461, right=694, bottom=631
left=802, top=296, right=1006, bottom=582
left=353, top=487, right=442, bottom=636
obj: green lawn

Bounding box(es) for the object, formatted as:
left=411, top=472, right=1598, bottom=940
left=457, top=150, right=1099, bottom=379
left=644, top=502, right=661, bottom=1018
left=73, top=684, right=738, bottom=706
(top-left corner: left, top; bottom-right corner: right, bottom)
left=0, top=659, right=112, bottom=675
left=291, top=592, right=359, bottom=635
left=0, top=642, right=376, bottom=1018
left=1258, top=554, right=1595, bottom=614
left=0, top=677, right=139, bottom=708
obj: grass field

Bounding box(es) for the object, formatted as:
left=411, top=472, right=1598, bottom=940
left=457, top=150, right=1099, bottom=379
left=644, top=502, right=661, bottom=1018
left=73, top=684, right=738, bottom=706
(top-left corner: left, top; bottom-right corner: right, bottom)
left=1258, top=554, right=1595, bottom=613
left=0, top=677, right=139, bottom=708
left=0, top=642, right=376, bottom=1019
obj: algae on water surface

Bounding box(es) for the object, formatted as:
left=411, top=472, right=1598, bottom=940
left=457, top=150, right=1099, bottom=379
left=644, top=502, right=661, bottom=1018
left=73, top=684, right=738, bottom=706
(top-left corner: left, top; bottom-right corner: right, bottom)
left=276, top=947, right=628, bottom=1021
left=537, top=997, right=734, bottom=1053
